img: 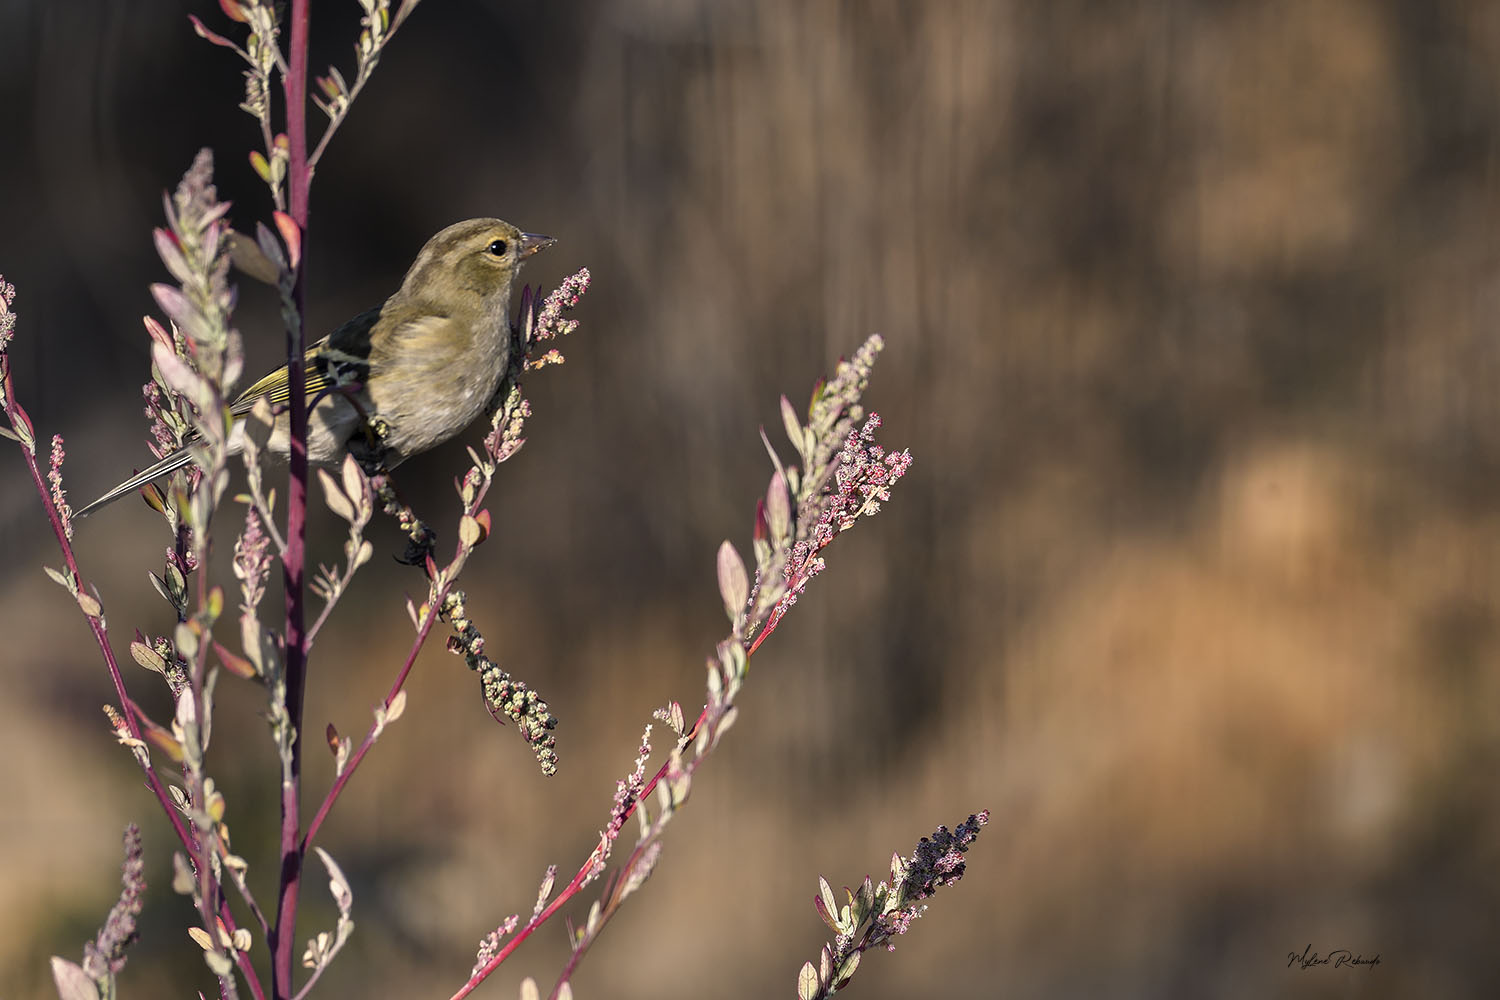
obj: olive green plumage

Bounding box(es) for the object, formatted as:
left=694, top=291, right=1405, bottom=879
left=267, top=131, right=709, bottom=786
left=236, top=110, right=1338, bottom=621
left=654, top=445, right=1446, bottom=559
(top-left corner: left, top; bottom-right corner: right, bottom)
left=78, top=218, right=554, bottom=517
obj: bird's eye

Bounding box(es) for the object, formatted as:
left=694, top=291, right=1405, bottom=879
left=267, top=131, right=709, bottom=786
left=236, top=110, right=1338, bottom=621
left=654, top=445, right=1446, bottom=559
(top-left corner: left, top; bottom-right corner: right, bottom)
left=486, top=239, right=508, bottom=256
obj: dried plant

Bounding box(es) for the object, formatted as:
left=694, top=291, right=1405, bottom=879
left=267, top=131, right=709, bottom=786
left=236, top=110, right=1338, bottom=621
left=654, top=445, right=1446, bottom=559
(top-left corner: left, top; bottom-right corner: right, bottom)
left=0, top=2, right=982, bottom=998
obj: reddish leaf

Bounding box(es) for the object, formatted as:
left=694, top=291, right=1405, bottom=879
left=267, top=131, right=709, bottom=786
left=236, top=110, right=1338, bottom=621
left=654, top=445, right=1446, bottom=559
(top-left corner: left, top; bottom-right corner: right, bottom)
left=188, top=14, right=239, bottom=48
left=140, top=482, right=168, bottom=515
left=142, top=315, right=173, bottom=350
left=213, top=640, right=257, bottom=680
left=150, top=283, right=197, bottom=331
left=809, top=376, right=827, bottom=409
left=137, top=709, right=185, bottom=763
left=812, top=891, right=841, bottom=934
left=273, top=211, right=301, bottom=271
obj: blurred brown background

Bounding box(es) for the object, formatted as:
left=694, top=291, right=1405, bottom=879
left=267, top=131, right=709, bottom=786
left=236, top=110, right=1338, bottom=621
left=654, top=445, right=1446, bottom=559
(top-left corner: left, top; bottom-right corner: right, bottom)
left=3, top=1, right=1499, bottom=997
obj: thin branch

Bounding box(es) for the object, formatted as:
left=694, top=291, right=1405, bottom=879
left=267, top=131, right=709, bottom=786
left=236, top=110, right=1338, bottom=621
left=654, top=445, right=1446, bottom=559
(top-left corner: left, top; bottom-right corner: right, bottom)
left=301, top=484, right=494, bottom=853
left=3, top=411, right=189, bottom=847
left=307, top=0, right=423, bottom=172
left=2, top=355, right=267, bottom=1000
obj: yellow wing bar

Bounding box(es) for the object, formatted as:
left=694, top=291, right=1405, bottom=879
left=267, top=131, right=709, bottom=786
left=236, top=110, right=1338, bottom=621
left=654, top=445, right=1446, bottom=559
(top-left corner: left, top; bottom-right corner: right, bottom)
left=230, top=306, right=380, bottom=416
left=230, top=337, right=332, bottom=416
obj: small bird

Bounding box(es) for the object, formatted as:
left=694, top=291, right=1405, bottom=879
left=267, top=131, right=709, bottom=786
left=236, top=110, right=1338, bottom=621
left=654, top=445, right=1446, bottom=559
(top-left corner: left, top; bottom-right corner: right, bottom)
left=78, top=218, right=554, bottom=517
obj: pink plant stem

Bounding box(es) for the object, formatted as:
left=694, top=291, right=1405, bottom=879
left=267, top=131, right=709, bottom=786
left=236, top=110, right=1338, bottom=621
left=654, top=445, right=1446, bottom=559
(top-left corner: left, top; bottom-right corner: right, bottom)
left=304, top=399, right=523, bottom=854
left=303, top=455, right=509, bottom=852
left=449, top=708, right=711, bottom=999
left=456, top=554, right=840, bottom=993
left=2, top=386, right=268, bottom=1000
left=299, top=570, right=455, bottom=854
left=271, top=0, right=312, bottom=994
left=2, top=413, right=186, bottom=844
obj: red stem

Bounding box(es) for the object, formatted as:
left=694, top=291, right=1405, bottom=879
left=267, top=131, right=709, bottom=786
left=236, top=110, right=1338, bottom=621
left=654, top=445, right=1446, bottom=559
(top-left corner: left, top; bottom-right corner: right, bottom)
left=449, top=702, right=714, bottom=1000
left=2, top=403, right=188, bottom=846
left=1, top=377, right=267, bottom=1000
left=272, top=1, right=312, bottom=995
left=455, top=568, right=821, bottom=993
left=300, top=571, right=456, bottom=854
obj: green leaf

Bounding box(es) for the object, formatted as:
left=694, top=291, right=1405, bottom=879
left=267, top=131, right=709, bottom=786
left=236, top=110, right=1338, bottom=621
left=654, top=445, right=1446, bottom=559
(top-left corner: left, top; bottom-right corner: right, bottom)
left=818, top=876, right=841, bottom=932
left=250, top=150, right=273, bottom=182
left=148, top=571, right=170, bottom=606
left=43, top=565, right=76, bottom=595
left=890, top=851, right=907, bottom=889
left=833, top=948, right=861, bottom=989
left=131, top=640, right=168, bottom=675
left=855, top=876, right=875, bottom=922
left=165, top=561, right=188, bottom=607
left=813, top=884, right=841, bottom=934
left=9, top=403, right=35, bottom=451
left=797, top=961, right=820, bottom=1000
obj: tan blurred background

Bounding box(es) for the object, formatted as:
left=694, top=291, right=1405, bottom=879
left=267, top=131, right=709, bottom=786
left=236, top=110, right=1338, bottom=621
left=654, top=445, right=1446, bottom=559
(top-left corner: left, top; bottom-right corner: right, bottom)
left=3, top=0, right=1499, bottom=997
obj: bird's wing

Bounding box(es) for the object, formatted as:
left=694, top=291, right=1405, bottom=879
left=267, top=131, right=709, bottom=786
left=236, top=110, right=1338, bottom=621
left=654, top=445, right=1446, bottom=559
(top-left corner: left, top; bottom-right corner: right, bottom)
left=228, top=306, right=382, bottom=417
left=79, top=307, right=385, bottom=517
left=228, top=340, right=324, bottom=416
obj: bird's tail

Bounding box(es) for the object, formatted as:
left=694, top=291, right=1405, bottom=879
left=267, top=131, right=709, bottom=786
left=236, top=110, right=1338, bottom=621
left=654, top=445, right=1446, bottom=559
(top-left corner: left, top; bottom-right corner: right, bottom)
left=75, top=447, right=198, bottom=518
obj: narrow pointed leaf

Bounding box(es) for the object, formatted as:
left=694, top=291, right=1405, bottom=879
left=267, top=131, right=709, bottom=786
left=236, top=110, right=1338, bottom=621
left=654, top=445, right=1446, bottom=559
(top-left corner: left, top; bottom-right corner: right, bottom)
left=188, top=14, right=240, bottom=49
left=273, top=211, right=301, bottom=270
left=317, top=468, right=355, bottom=523
left=716, top=540, right=748, bottom=623
left=766, top=469, right=791, bottom=542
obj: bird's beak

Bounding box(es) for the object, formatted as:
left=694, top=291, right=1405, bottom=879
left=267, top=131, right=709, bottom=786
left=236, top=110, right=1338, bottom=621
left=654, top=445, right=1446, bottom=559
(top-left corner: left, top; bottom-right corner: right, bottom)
left=519, top=233, right=556, bottom=258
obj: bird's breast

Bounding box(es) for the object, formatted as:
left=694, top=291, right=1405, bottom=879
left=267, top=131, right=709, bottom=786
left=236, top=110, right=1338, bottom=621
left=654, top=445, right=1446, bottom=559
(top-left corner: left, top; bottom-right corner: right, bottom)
left=367, top=312, right=511, bottom=460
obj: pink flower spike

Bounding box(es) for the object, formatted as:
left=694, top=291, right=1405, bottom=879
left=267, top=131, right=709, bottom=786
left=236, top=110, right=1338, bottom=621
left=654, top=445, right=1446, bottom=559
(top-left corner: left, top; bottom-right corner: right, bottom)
left=49, top=434, right=73, bottom=540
